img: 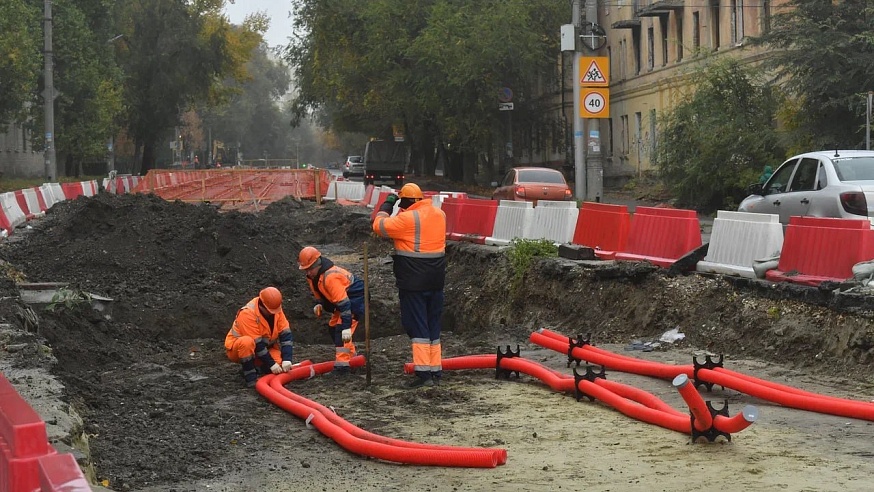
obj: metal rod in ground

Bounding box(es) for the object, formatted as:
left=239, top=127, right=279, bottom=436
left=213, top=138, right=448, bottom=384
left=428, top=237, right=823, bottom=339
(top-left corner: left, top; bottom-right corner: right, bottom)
left=363, top=241, right=372, bottom=385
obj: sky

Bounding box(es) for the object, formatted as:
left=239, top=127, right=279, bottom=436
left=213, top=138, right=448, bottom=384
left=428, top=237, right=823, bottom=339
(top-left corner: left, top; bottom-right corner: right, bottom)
left=223, top=0, right=295, bottom=49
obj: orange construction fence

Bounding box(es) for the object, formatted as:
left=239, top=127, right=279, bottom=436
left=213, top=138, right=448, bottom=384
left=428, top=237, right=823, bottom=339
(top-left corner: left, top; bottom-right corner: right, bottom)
left=131, top=169, right=334, bottom=212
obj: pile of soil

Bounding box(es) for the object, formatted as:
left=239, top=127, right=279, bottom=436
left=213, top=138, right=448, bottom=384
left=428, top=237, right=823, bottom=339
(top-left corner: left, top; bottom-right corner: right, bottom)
left=1, top=190, right=873, bottom=491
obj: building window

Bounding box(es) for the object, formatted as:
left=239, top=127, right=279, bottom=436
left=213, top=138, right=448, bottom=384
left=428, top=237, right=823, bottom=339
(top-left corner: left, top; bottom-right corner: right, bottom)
left=677, top=15, right=684, bottom=62
left=737, top=0, right=745, bottom=42
left=621, top=115, right=629, bottom=154
left=619, top=39, right=626, bottom=80
left=649, top=109, right=657, bottom=156
left=608, top=117, right=614, bottom=155
left=633, top=29, right=641, bottom=75
left=693, top=12, right=700, bottom=51
left=660, top=16, right=669, bottom=66
left=711, top=2, right=721, bottom=50
left=634, top=112, right=643, bottom=172
left=647, top=27, right=654, bottom=71
left=762, top=0, right=771, bottom=33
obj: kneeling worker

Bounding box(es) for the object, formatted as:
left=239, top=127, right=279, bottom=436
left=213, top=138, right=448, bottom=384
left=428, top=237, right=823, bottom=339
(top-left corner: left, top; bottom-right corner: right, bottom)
left=224, top=287, right=294, bottom=387
left=299, top=246, right=365, bottom=375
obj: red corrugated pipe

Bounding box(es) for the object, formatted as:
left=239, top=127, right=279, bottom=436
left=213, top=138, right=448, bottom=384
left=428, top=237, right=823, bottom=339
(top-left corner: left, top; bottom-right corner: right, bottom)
left=257, top=357, right=506, bottom=467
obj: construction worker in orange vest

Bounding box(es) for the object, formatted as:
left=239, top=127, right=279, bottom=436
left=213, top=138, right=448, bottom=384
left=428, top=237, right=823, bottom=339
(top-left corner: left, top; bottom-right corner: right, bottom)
left=224, top=287, right=294, bottom=387
left=372, top=183, right=447, bottom=388
left=299, top=246, right=365, bottom=375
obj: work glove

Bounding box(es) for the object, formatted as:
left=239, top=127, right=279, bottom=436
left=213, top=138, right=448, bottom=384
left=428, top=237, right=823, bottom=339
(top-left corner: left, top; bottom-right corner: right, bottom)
left=341, top=329, right=353, bottom=342
left=378, top=194, right=399, bottom=214
left=281, top=360, right=293, bottom=372
left=313, top=304, right=323, bottom=317
left=270, top=363, right=284, bottom=375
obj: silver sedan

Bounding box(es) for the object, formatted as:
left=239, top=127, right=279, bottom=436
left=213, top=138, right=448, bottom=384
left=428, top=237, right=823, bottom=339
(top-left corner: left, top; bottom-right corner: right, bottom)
left=738, top=150, right=874, bottom=225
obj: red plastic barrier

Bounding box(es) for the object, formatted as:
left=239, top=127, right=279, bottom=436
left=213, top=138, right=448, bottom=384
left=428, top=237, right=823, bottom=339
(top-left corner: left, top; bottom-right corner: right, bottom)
left=60, top=183, right=84, bottom=200
left=0, top=392, right=50, bottom=458
left=370, top=191, right=394, bottom=221
left=446, top=199, right=498, bottom=242
left=37, top=453, right=92, bottom=491
left=766, top=217, right=874, bottom=285
left=0, top=391, right=56, bottom=492
left=360, top=184, right=376, bottom=206
left=440, top=197, right=463, bottom=238
left=613, top=206, right=702, bottom=267
left=572, top=202, right=632, bottom=260
left=33, top=187, right=48, bottom=213
left=12, top=190, right=35, bottom=220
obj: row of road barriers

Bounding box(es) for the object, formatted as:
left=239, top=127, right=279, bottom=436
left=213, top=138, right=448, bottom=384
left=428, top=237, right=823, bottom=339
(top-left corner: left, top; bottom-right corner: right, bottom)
left=345, top=181, right=873, bottom=287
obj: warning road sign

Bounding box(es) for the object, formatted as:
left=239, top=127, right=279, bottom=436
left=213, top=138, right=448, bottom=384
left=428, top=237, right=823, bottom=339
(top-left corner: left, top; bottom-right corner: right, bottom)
left=580, top=57, right=609, bottom=87
left=580, top=88, right=610, bottom=118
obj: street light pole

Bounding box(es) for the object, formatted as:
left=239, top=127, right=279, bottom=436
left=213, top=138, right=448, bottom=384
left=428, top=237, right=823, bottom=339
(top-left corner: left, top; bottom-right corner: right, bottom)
left=584, top=0, right=603, bottom=202
left=43, top=0, right=56, bottom=180
left=573, top=0, right=587, bottom=201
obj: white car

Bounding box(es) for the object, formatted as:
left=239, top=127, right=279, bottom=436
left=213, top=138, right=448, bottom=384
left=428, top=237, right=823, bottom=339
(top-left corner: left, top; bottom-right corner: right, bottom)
left=738, top=150, right=874, bottom=225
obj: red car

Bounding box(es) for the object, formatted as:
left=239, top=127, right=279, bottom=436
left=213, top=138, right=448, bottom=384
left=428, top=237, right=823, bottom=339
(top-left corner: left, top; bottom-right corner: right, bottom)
left=492, top=167, right=573, bottom=205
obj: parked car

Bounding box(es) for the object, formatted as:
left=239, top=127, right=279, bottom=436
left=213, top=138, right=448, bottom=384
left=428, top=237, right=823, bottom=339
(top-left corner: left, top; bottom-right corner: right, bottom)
left=492, top=167, right=573, bottom=205
left=343, top=155, right=364, bottom=178
left=738, top=150, right=874, bottom=224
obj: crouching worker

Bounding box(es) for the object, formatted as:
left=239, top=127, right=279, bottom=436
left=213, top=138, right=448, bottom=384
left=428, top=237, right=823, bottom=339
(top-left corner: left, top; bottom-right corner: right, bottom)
left=224, top=287, right=294, bottom=387
left=299, top=246, right=365, bottom=375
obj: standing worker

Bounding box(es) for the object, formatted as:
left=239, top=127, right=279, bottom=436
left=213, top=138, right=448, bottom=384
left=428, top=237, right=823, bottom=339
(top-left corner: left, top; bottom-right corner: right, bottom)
left=372, top=183, right=447, bottom=388
left=299, top=246, right=365, bottom=375
left=224, top=287, right=294, bottom=387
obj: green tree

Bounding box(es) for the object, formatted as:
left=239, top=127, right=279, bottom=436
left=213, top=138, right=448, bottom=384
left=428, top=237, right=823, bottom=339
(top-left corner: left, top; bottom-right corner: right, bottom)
left=286, top=0, right=567, bottom=182
left=112, top=0, right=262, bottom=172
left=752, top=0, right=874, bottom=150
left=200, top=45, right=292, bottom=162
left=49, top=0, right=123, bottom=176
left=0, top=0, right=40, bottom=129
left=653, top=58, right=784, bottom=211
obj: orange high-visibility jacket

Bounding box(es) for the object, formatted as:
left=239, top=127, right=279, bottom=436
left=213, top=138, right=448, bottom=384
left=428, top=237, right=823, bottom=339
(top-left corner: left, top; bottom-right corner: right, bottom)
left=372, top=199, right=447, bottom=291
left=224, top=297, right=293, bottom=367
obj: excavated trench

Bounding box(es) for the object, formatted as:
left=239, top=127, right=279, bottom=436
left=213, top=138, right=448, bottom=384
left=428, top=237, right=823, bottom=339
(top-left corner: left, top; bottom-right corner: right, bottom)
left=1, top=192, right=873, bottom=490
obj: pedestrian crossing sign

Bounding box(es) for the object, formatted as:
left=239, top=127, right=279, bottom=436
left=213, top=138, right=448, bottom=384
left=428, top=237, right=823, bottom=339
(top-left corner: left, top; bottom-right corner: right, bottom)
left=580, top=57, right=609, bottom=87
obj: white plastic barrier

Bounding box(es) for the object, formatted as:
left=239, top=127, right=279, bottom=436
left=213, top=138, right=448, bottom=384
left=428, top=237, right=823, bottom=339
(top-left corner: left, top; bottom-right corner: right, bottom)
left=39, top=184, right=62, bottom=209
left=0, top=192, right=27, bottom=230
left=324, top=180, right=366, bottom=202
left=21, top=188, right=43, bottom=216
left=696, top=210, right=784, bottom=278
left=485, top=201, right=534, bottom=246
left=367, top=186, right=395, bottom=208
left=81, top=180, right=97, bottom=197
left=525, top=201, right=579, bottom=244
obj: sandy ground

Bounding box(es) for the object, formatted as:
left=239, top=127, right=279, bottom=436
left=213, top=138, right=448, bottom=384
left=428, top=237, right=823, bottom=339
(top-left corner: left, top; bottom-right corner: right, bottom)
left=135, top=340, right=874, bottom=492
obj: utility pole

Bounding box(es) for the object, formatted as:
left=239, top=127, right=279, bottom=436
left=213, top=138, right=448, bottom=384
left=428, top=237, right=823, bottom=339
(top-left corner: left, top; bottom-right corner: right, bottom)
left=584, top=0, right=603, bottom=202
left=572, top=0, right=587, bottom=201
left=43, top=0, right=56, bottom=181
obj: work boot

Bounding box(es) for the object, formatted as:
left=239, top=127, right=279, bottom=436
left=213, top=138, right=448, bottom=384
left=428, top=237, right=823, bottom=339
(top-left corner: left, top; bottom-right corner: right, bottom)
left=407, top=376, right=434, bottom=389
left=327, top=366, right=350, bottom=378
left=241, top=360, right=258, bottom=388
left=432, top=376, right=441, bottom=387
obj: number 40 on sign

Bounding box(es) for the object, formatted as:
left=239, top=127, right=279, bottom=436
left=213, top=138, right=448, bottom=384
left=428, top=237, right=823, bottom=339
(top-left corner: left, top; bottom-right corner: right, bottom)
left=580, top=88, right=610, bottom=118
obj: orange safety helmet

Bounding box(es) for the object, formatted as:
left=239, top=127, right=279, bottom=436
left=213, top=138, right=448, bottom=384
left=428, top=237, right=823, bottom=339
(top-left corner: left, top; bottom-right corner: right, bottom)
left=398, top=183, right=424, bottom=199
left=259, top=287, right=282, bottom=314
left=298, top=246, right=321, bottom=270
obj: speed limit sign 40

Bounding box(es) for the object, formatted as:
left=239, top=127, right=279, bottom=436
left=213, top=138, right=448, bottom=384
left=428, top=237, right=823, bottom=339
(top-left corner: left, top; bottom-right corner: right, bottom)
left=581, top=88, right=610, bottom=118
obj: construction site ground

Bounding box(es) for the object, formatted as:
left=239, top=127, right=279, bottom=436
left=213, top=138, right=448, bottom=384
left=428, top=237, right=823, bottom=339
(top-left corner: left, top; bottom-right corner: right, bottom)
left=2, top=186, right=874, bottom=491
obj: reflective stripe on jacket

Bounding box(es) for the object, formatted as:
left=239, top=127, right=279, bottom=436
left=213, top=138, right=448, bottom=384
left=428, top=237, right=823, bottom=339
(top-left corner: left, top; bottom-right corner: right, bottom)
left=307, top=257, right=364, bottom=330
left=224, top=297, right=293, bottom=366
left=372, top=199, right=447, bottom=291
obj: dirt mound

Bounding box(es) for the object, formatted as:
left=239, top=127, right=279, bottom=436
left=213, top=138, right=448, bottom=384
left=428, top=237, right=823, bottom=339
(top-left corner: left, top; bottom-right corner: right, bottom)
left=1, top=191, right=874, bottom=490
